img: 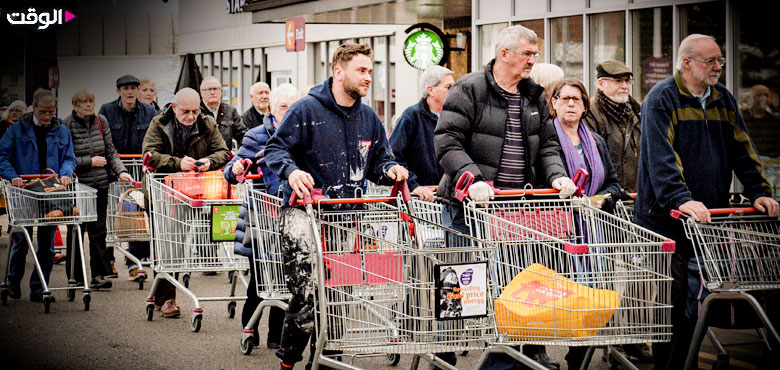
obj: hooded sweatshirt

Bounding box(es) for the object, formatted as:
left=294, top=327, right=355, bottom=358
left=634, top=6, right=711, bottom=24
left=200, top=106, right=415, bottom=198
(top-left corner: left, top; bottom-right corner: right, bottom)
left=264, top=77, right=398, bottom=206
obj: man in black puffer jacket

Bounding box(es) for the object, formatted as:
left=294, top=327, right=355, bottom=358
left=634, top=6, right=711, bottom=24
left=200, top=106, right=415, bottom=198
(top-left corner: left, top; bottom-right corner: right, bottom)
left=434, top=25, right=576, bottom=370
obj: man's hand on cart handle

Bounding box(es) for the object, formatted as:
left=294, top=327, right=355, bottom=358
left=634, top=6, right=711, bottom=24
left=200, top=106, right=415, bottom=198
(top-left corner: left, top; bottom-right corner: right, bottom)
left=11, top=177, right=23, bottom=187
left=754, top=196, right=780, bottom=217
left=412, top=186, right=435, bottom=202
left=118, top=172, right=133, bottom=182
left=231, top=160, right=245, bottom=177
left=289, top=169, right=315, bottom=198
left=679, top=200, right=711, bottom=223
left=386, top=165, right=409, bottom=182
left=552, top=176, right=577, bottom=198
left=469, top=181, right=495, bottom=203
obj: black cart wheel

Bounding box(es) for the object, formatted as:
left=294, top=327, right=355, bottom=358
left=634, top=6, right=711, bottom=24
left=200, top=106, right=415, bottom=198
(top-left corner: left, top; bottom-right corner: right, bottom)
left=83, top=294, right=91, bottom=311
left=190, top=314, right=202, bottom=332
left=183, top=274, right=190, bottom=288
left=240, top=336, right=254, bottom=355
left=146, top=304, right=154, bottom=321
left=385, top=353, right=400, bottom=366
left=43, top=296, right=52, bottom=314
left=227, top=301, right=236, bottom=318
left=137, top=275, right=145, bottom=290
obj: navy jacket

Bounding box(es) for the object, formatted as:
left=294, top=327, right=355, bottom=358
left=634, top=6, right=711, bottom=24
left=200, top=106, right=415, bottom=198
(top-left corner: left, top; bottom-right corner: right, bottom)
left=0, top=113, right=77, bottom=180
left=264, top=77, right=398, bottom=205
left=389, top=98, right=443, bottom=190
left=99, top=98, right=157, bottom=155
left=636, top=72, right=771, bottom=257
left=224, top=114, right=284, bottom=257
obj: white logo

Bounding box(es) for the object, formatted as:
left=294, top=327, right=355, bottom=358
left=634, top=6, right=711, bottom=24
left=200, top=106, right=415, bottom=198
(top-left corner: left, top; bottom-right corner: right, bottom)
left=404, top=32, right=444, bottom=70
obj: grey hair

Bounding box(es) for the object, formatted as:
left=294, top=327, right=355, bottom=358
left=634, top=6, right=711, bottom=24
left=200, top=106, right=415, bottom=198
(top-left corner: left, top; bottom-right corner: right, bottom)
left=33, top=89, right=57, bottom=107
left=419, top=65, right=454, bottom=98
left=200, top=76, right=221, bottom=90
left=529, top=63, right=564, bottom=92
left=270, top=83, right=300, bottom=112
left=250, top=81, right=270, bottom=95
left=676, top=34, right=716, bottom=70
left=1, top=100, right=27, bottom=120
left=494, top=25, right=538, bottom=58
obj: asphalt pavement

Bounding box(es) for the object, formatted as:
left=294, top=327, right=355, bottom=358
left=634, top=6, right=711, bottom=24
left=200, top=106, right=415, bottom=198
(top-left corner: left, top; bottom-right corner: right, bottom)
left=0, top=221, right=768, bottom=369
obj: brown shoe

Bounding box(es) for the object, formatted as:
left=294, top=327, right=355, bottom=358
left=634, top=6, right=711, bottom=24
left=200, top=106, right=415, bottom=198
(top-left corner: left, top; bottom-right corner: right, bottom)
left=161, top=299, right=181, bottom=318
left=105, top=264, right=118, bottom=278
left=128, top=268, right=139, bottom=281
left=45, top=209, right=64, bottom=220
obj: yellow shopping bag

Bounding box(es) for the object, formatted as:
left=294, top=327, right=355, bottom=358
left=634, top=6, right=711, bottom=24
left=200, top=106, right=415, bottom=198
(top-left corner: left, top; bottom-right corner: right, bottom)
left=494, top=263, right=619, bottom=340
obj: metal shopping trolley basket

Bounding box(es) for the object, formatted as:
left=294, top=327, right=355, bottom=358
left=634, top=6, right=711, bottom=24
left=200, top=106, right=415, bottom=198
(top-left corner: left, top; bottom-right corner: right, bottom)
left=457, top=172, right=675, bottom=370
left=1, top=175, right=97, bottom=313
left=107, top=154, right=152, bottom=289
left=143, top=169, right=249, bottom=332
left=293, top=183, right=495, bottom=370
left=672, top=207, right=780, bottom=370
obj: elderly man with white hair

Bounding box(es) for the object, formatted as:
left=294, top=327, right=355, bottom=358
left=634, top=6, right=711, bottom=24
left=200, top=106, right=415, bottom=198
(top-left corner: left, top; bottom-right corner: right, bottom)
left=241, top=81, right=271, bottom=131
left=142, top=87, right=230, bottom=318
left=636, top=33, right=778, bottom=369
left=389, top=65, right=454, bottom=201
left=199, top=76, right=247, bottom=151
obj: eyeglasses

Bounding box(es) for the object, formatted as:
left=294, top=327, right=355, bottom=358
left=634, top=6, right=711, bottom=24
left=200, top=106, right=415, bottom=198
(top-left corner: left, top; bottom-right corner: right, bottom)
left=689, top=57, right=726, bottom=67
left=555, top=95, right=582, bottom=104
left=508, top=49, right=541, bottom=60
left=600, top=77, right=633, bottom=85
left=35, top=109, right=56, bottom=116
left=201, top=87, right=220, bottom=93
left=179, top=108, right=201, bottom=116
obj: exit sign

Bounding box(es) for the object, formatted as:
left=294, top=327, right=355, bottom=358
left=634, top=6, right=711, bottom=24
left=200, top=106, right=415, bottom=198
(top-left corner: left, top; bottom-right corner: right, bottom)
left=285, top=16, right=305, bottom=52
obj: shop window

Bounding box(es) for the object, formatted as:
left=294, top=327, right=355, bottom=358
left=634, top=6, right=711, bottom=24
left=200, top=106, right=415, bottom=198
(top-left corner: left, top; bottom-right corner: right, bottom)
left=551, top=16, right=584, bottom=80
left=631, top=7, right=673, bottom=100
left=479, top=23, right=507, bottom=67
left=735, top=2, right=780, bottom=197
left=589, top=12, right=625, bottom=95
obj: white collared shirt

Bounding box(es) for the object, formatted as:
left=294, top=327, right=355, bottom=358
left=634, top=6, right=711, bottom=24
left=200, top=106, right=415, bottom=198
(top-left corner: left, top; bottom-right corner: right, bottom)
left=205, top=102, right=220, bottom=119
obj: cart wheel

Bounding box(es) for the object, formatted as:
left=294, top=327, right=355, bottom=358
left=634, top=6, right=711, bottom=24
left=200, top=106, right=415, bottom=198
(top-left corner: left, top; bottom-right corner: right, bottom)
left=83, top=294, right=91, bottom=311
left=43, top=296, right=52, bottom=314
left=227, top=301, right=236, bottom=318
left=385, top=353, right=400, bottom=366
left=240, top=335, right=254, bottom=355
left=460, top=351, right=469, bottom=356
left=228, top=271, right=235, bottom=284
left=137, top=275, right=145, bottom=290
left=2, top=289, right=9, bottom=305
left=190, top=314, right=202, bottom=332
left=67, top=289, right=76, bottom=302
left=146, top=304, right=154, bottom=321
left=183, top=274, right=190, bottom=289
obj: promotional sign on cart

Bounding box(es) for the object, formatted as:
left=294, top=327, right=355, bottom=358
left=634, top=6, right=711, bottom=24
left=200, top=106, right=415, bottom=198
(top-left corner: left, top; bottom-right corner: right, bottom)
left=435, top=261, right=488, bottom=320
left=211, top=204, right=241, bottom=242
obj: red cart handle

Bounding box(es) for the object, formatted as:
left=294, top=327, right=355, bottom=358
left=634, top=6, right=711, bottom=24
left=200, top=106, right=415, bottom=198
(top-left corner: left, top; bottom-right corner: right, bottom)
left=142, top=152, right=155, bottom=173
left=454, top=170, right=585, bottom=201
left=118, top=154, right=143, bottom=159
left=571, top=169, right=589, bottom=197
left=670, top=207, right=759, bottom=220
left=389, top=181, right=412, bottom=202
left=289, top=181, right=411, bottom=206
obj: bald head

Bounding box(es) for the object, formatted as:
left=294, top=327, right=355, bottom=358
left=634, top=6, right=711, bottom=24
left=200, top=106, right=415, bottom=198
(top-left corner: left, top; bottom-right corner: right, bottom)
left=173, top=88, right=201, bottom=126
left=250, top=82, right=271, bottom=113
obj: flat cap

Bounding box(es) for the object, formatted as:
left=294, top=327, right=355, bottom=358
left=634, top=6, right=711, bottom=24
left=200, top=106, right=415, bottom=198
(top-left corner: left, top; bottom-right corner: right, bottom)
left=596, top=60, right=632, bottom=79
left=116, top=74, right=140, bottom=88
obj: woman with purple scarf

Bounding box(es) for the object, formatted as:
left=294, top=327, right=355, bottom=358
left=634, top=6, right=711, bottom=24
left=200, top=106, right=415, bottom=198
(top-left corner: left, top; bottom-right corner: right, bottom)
left=550, top=78, right=622, bottom=213
left=549, top=78, right=624, bottom=369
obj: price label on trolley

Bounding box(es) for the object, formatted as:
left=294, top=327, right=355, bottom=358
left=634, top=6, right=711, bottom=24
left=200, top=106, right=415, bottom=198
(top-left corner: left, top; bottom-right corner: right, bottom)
left=434, top=261, right=488, bottom=320
left=210, top=204, right=241, bottom=242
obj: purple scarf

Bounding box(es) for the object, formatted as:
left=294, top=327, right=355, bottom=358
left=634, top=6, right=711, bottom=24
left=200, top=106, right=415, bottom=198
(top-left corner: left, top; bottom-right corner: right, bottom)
left=553, top=118, right=605, bottom=196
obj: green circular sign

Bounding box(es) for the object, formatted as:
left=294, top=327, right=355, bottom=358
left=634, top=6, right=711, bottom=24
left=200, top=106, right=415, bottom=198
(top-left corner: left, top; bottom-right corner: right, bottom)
left=404, top=30, right=445, bottom=70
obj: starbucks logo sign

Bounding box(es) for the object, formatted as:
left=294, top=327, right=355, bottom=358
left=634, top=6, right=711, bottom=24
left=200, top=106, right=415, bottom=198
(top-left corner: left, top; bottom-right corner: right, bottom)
left=403, top=24, right=450, bottom=70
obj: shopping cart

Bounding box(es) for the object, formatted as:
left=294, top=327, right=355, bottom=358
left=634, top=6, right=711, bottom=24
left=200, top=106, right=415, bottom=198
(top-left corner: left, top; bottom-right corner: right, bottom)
left=143, top=156, right=249, bottom=332
left=106, top=155, right=150, bottom=290
left=293, top=183, right=496, bottom=369
left=614, top=193, right=636, bottom=223
left=457, top=171, right=675, bottom=370
left=671, top=207, right=780, bottom=370
left=0, top=176, right=97, bottom=313
left=235, top=168, right=292, bottom=355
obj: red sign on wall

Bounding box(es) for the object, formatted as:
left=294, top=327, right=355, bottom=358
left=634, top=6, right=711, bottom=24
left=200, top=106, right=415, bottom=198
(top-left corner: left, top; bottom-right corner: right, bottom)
left=285, top=16, right=305, bottom=52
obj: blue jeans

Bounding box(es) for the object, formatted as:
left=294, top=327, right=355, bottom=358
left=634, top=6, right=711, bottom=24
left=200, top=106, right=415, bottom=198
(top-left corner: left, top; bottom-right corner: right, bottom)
left=8, top=226, right=57, bottom=297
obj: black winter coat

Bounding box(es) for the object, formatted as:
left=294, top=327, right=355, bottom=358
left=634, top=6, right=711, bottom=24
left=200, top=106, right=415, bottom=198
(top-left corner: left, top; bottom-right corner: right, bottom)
left=62, top=112, right=127, bottom=189
left=434, top=59, right=566, bottom=200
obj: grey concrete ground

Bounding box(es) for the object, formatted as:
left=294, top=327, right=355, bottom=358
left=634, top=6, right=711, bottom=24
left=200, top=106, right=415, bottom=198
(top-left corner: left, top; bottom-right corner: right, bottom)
left=0, top=220, right=767, bottom=369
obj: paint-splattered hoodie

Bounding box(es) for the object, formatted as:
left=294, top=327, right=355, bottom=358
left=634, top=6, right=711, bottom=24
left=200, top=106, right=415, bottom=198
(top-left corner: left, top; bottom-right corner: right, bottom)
left=264, top=77, right=398, bottom=206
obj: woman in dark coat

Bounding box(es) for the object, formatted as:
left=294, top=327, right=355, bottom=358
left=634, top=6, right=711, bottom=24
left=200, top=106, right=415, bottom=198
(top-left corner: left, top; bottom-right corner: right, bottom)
left=63, top=89, right=133, bottom=289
